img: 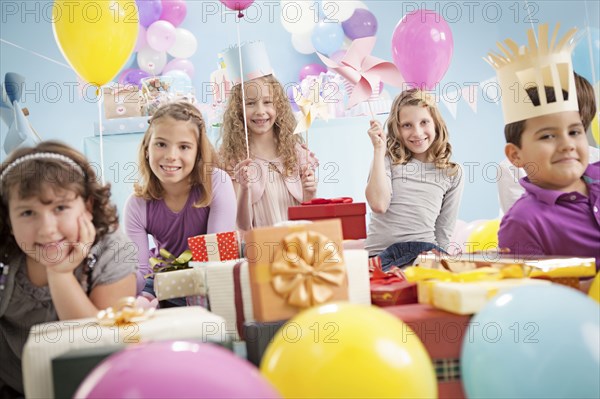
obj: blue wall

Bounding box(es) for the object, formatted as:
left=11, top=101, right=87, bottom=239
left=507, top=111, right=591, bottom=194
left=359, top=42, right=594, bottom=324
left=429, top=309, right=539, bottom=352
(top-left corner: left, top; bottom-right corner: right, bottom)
left=1, top=0, right=599, bottom=221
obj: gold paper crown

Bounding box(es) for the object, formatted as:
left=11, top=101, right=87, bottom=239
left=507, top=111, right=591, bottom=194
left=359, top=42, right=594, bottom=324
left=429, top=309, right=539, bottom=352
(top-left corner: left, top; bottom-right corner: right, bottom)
left=485, top=23, right=579, bottom=124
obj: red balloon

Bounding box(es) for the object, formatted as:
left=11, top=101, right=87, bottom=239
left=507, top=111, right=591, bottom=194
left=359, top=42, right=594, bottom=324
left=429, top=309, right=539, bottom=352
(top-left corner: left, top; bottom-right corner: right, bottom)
left=220, top=0, right=254, bottom=17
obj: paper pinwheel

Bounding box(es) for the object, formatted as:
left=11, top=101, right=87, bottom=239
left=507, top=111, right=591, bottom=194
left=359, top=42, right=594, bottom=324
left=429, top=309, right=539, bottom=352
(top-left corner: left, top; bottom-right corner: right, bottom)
left=293, top=82, right=330, bottom=134
left=1, top=73, right=41, bottom=155
left=317, top=36, right=404, bottom=109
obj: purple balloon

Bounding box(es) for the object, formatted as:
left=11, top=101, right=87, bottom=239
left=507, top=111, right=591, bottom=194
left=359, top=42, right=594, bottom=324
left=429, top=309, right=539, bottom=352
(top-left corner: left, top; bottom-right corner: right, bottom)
left=75, top=341, right=281, bottom=399
left=136, top=0, right=163, bottom=27
left=298, top=63, right=327, bottom=81
left=118, top=68, right=150, bottom=88
left=391, top=9, right=454, bottom=90
left=342, top=9, right=378, bottom=40
left=160, top=0, right=187, bottom=27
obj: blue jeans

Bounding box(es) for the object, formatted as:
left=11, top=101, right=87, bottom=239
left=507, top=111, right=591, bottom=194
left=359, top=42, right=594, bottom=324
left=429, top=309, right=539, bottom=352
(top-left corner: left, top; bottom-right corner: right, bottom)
left=378, top=241, right=445, bottom=271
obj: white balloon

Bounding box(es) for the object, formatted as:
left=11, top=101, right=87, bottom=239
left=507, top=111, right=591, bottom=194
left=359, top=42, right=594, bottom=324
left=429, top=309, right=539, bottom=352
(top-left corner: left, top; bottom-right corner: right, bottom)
left=137, top=46, right=168, bottom=75
left=280, top=0, right=317, bottom=34
left=321, top=0, right=367, bottom=22
left=291, top=31, right=315, bottom=54
left=168, top=28, right=198, bottom=59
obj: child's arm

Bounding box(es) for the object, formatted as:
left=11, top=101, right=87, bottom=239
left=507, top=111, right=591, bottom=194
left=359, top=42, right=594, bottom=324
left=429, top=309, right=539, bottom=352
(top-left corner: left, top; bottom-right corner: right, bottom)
left=365, top=120, right=391, bottom=213
left=232, top=159, right=254, bottom=231
left=206, top=168, right=238, bottom=233
left=434, top=166, right=465, bottom=249
left=123, top=195, right=151, bottom=293
left=48, top=215, right=136, bottom=320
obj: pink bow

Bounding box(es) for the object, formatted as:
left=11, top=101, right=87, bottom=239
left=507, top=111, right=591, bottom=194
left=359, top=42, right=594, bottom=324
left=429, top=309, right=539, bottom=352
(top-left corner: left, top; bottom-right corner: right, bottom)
left=317, top=37, right=404, bottom=108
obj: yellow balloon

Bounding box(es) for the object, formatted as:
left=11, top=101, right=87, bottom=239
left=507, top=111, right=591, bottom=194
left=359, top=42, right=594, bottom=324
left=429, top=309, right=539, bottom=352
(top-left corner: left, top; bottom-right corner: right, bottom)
left=589, top=272, right=600, bottom=304
left=467, top=219, right=500, bottom=252
left=592, top=113, right=599, bottom=146
left=52, top=0, right=138, bottom=86
left=260, top=303, right=437, bottom=398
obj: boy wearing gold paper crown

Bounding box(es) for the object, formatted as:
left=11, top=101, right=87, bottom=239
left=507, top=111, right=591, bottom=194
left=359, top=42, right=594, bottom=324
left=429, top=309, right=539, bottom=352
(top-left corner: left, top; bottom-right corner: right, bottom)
left=486, top=24, right=600, bottom=268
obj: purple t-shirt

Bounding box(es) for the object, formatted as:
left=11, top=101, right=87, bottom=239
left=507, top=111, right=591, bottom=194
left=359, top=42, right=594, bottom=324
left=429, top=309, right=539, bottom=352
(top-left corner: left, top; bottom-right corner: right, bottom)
left=498, top=161, right=600, bottom=268
left=124, top=168, right=237, bottom=292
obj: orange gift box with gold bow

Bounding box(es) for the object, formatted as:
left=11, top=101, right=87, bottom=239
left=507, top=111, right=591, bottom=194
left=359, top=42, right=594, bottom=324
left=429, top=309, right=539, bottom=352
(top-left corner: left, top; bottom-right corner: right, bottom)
left=246, top=220, right=348, bottom=322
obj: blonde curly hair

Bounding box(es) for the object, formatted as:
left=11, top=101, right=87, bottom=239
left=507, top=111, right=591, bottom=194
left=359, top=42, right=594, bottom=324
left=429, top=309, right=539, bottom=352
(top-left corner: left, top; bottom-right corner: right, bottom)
left=219, top=75, right=302, bottom=176
left=386, top=89, right=458, bottom=174
left=135, top=101, right=217, bottom=208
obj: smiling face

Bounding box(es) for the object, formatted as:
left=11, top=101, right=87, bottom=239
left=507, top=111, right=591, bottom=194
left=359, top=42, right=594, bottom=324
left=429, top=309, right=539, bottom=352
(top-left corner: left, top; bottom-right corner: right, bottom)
left=243, top=77, right=277, bottom=137
left=506, top=110, right=589, bottom=193
left=398, top=105, right=436, bottom=162
left=147, top=116, right=199, bottom=190
left=9, top=186, right=89, bottom=268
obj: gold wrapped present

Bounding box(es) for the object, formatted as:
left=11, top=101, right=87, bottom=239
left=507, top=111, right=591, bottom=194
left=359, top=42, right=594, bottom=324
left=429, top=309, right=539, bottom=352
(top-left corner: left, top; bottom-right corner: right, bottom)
left=245, top=220, right=348, bottom=322
left=430, top=279, right=551, bottom=315
left=154, top=267, right=206, bottom=300
left=22, top=304, right=227, bottom=399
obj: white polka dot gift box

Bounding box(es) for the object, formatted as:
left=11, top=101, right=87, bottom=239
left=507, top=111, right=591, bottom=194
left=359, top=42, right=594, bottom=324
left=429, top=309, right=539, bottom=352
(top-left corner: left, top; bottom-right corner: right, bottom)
left=154, top=268, right=206, bottom=301
left=187, top=231, right=241, bottom=262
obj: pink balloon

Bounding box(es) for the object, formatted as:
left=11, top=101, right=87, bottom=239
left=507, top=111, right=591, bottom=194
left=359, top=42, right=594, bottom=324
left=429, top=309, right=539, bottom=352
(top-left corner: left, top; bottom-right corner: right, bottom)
left=391, top=9, right=454, bottom=90
left=135, top=25, right=147, bottom=52
left=75, top=341, right=281, bottom=399
left=162, top=58, right=195, bottom=78
left=146, top=20, right=176, bottom=52
left=220, top=0, right=254, bottom=13
left=160, top=0, right=187, bottom=26
left=299, top=63, right=327, bottom=81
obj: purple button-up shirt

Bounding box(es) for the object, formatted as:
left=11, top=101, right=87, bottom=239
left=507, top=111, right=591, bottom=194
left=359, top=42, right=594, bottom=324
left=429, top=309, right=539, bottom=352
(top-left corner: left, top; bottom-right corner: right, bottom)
left=498, top=162, right=600, bottom=269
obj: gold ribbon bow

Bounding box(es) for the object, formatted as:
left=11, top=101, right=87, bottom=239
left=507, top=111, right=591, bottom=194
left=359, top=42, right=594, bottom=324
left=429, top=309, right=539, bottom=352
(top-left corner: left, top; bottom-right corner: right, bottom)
left=270, top=231, right=345, bottom=308
left=149, top=249, right=193, bottom=275
left=97, top=296, right=155, bottom=326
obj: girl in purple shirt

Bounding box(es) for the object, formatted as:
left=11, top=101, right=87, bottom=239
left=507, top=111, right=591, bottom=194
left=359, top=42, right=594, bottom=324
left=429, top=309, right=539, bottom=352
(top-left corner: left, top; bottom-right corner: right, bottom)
left=124, top=102, right=237, bottom=297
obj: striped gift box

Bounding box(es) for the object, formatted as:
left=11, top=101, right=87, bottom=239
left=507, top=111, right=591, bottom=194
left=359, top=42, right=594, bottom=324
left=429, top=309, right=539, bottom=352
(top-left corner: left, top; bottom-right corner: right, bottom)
left=187, top=231, right=241, bottom=262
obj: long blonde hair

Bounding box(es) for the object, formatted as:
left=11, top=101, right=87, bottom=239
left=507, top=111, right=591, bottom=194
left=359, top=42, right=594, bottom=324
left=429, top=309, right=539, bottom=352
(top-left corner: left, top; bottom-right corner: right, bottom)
left=386, top=89, right=458, bottom=174
left=135, top=102, right=216, bottom=207
left=219, top=75, right=301, bottom=176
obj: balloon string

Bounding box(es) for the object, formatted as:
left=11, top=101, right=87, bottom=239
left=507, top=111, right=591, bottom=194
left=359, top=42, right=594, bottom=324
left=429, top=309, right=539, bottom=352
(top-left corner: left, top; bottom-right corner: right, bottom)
left=0, top=39, right=71, bottom=69
left=236, top=21, right=250, bottom=160
left=97, top=89, right=106, bottom=185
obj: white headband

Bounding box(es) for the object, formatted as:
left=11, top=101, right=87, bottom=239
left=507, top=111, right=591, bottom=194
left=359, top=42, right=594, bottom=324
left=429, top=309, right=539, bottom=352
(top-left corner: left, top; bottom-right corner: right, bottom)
left=0, top=152, right=85, bottom=183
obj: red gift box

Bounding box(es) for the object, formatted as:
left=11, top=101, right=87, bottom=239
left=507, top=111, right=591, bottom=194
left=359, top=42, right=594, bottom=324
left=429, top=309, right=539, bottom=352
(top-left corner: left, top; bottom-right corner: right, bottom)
left=370, top=266, right=418, bottom=307
left=384, top=304, right=470, bottom=399
left=288, top=200, right=366, bottom=240
left=187, top=231, right=241, bottom=262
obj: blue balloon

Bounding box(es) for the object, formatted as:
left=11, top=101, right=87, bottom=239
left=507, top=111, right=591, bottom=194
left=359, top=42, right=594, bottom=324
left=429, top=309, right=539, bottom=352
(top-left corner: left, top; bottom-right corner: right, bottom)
left=163, top=70, right=193, bottom=94
left=573, top=27, right=600, bottom=84
left=311, top=22, right=345, bottom=55
left=461, top=284, right=600, bottom=399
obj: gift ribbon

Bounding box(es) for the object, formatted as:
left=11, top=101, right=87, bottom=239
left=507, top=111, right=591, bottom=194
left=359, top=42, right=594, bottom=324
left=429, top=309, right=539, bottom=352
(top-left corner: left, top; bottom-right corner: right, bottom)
left=270, top=231, right=346, bottom=308
left=97, top=296, right=155, bottom=326
left=403, top=265, right=527, bottom=283
left=370, top=263, right=404, bottom=284
left=149, top=249, right=193, bottom=275
left=301, top=197, right=353, bottom=205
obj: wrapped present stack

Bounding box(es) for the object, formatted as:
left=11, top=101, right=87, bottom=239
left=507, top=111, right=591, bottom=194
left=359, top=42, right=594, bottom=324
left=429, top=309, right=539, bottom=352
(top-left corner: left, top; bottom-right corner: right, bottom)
left=288, top=197, right=367, bottom=239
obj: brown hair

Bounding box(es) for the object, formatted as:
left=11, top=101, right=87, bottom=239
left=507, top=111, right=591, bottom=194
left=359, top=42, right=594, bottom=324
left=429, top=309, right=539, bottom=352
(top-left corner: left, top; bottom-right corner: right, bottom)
left=386, top=89, right=458, bottom=174
left=0, top=140, right=118, bottom=260
left=504, top=73, right=595, bottom=147
left=219, top=75, right=302, bottom=176
left=135, top=101, right=216, bottom=208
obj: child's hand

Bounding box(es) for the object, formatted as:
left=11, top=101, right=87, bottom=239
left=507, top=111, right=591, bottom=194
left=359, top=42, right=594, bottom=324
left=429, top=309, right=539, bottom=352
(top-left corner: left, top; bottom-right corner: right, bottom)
left=367, top=120, right=386, bottom=151
left=47, top=211, right=96, bottom=275
left=301, top=164, right=317, bottom=200
left=233, top=158, right=254, bottom=189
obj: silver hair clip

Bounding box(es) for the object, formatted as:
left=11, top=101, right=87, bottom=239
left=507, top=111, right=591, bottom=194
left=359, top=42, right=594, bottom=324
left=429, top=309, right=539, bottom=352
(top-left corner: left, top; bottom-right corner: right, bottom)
left=0, top=152, right=84, bottom=182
